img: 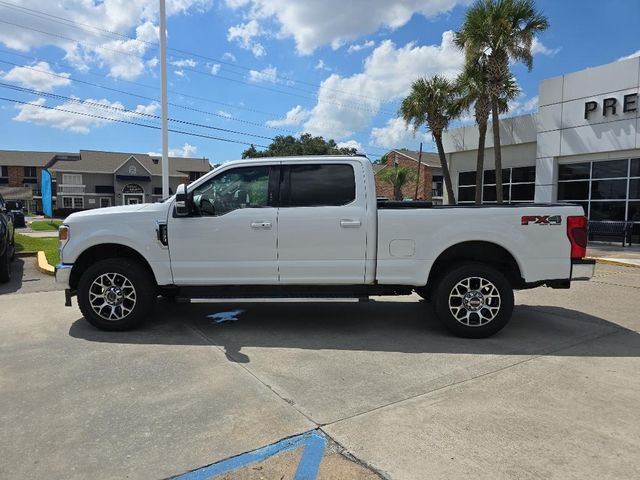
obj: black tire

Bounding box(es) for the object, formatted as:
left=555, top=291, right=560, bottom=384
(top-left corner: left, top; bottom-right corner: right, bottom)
left=78, top=258, right=156, bottom=331
left=433, top=262, right=514, bottom=338
left=0, top=247, right=11, bottom=283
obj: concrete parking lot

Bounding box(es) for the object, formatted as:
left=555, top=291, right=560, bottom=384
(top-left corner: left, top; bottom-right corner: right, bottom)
left=1, top=263, right=639, bottom=479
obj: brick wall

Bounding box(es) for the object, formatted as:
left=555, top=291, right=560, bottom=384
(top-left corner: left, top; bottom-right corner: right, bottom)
left=6, top=166, right=41, bottom=188
left=374, top=152, right=433, bottom=200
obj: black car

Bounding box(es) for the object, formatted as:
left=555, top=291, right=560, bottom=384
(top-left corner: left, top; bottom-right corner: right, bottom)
left=6, top=200, right=26, bottom=228
left=0, top=193, right=16, bottom=283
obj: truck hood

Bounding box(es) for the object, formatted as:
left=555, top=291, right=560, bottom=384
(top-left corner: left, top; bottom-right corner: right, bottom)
left=64, top=202, right=169, bottom=223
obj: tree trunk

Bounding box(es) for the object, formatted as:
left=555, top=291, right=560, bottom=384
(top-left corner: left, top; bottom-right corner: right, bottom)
left=435, top=134, right=456, bottom=204
left=491, top=97, right=503, bottom=204
left=475, top=121, right=487, bottom=204
left=414, top=142, right=422, bottom=200
left=394, top=179, right=401, bottom=201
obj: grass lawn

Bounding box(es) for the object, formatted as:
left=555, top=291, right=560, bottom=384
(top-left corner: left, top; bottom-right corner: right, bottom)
left=30, top=220, right=63, bottom=231
left=14, top=233, right=59, bottom=266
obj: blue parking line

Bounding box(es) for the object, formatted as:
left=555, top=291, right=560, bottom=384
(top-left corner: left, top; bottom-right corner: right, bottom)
left=174, top=430, right=327, bottom=480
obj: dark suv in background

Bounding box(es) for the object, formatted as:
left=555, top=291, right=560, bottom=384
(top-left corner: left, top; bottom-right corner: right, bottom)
left=0, top=193, right=16, bottom=283
left=6, top=200, right=26, bottom=228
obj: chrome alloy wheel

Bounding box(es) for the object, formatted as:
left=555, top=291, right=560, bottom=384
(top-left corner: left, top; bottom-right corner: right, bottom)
left=88, top=272, right=137, bottom=321
left=448, top=276, right=501, bottom=327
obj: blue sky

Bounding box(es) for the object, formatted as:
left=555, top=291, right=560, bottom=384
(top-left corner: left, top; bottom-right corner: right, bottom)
left=0, top=0, right=638, bottom=165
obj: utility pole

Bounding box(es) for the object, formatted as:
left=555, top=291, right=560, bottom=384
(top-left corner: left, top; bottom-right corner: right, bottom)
left=159, top=0, right=169, bottom=197
left=414, top=142, right=422, bottom=200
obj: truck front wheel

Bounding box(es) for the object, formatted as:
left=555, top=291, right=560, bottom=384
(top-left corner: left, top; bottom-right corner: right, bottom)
left=433, top=262, right=514, bottom=338
left=77, top=258, right=156, bottom=331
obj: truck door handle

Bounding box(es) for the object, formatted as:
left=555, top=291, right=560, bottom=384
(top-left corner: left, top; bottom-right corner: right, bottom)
left=251, top=221, right=272, bottom=229
left=340, top=219, right=361, bottom=228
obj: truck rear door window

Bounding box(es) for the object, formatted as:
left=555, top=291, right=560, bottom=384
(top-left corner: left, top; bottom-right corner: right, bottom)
left=287, top=164, right=355, bottom=207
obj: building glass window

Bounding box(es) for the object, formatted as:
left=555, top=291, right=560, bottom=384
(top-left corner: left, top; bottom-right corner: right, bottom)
left=558, top=158, right=640, bottom=226
left=62, top=196, right=83, bottom=209
left=457, top=167, right=535, bottom=204
left=24, top=166, right=37, bottom=178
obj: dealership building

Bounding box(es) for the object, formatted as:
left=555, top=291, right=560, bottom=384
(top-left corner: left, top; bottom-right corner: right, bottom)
left=443, top=56, right=640, bottom=238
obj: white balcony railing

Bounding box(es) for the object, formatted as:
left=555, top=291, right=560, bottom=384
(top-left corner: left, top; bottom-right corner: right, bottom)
left=58, top=184, right=86, bottom=194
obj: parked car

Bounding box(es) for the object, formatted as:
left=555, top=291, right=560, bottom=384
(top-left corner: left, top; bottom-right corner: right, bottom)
left=0, top=193, right=16, bottom=283
left=6, top=200, right=26, bottom=228
left=55, top=156, right=594, bottom=337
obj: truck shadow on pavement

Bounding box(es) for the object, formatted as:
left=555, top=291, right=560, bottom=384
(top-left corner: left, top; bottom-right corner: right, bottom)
left=68, top=298, right=640, bottom=363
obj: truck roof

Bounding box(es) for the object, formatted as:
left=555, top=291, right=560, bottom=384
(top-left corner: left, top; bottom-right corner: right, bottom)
left=221, top=155, right=371, bottom=168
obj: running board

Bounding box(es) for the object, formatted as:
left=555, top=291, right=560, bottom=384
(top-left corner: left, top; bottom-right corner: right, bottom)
left=181, top=297, right=367, bottom=304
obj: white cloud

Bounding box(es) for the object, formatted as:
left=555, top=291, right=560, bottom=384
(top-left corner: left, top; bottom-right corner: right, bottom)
left=217, top=110, right=233, bottom=118
left=225, top=0, right=467, bottom=55
left=506, top=95, right=538, bottom=117
left=0, top=1, right=212, bottom=80
left=174, top=70, right=186, bottom=77
left=227, top=19, right=266, bottom=58
left=1, top=61, right=71, bottom=92
left=13, top=97, right=159, bottom=134
left=531, top=37, right=560, bottom=56
left=315, top=59, right=331, bottom=71
left=370, top=117, right=430, bottom=148
left=248, top=65, right=278, bottom=83
left=266, top=105, right=310, bottom=127
left=149, top=143, right=198, bottom=158
left=170, top=58, right=197, bottom=67
left=222, top=52, right=237, bottom=62
left=304, top=31, right=464, bottom=139
left=337, top=140, right=365, bottom=153
left=618, top=50, right=640, bottom=61
left=210, top=63, right=221, bottom=74
left=347, top=40, right=375, bottom=53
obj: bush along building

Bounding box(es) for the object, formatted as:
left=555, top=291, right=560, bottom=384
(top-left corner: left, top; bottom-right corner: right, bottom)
left=374, top=149, right=444, bottom=203
left=0, top=149, right=211, bottom=216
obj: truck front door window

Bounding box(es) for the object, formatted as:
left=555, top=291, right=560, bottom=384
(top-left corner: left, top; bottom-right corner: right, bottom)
left=192, top=166, right=269, bottom=216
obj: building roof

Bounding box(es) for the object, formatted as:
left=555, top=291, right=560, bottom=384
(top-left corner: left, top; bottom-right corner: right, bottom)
left=389, top=149, right=442, bottom=168
left=0, top=186, right=33, bottom=201
left=372, top=163, right=387, bottom=174
left=48, top=150, right=211, bottom=176
left=0, top=150, right=62, bottom=167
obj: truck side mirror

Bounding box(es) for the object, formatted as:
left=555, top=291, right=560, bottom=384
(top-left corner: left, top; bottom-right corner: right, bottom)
left=175, top=184, right=190, bottom=217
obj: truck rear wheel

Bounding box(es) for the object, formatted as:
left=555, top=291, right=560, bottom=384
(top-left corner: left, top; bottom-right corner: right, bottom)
left=0, top=247, right=11, bottom=283
left=433, top=262, right=514, bottom=338
left=78, top=258, right=156, bottom=331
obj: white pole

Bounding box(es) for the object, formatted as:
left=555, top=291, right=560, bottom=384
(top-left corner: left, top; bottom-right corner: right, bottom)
left=159, top=0, right=169, bottom=198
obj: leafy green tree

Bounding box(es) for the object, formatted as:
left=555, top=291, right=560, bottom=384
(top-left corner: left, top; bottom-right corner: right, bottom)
left=399, top=75, right=460, bottom=204
left=242, top=134, right=357, bottom=158
left=378, top=166, right=417, bottom=201
left=456, top=61, right=520, bottom=204
left=455, top=0, right=549, bottom=203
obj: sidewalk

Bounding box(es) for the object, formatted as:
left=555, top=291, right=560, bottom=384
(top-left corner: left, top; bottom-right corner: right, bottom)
left=587, top=242, right=640, bottom=268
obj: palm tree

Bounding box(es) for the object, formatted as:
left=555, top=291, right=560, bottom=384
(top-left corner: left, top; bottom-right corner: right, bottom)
left=455, top=0, right=549, bottom=203
left=456, top=60, right=520, bottom=204
left=400, top=75, right=460, bottom=204
left=378, top=165, right=417, bottom=201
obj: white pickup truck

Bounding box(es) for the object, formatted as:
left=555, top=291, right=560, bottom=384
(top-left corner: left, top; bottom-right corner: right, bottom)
left=56, top=156, right=594, bottom=338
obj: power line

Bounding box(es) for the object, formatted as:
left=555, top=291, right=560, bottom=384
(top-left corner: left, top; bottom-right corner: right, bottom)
left=0, top=82, right=275, bottom=141
left=0, top=57, right=298, bottom=135
left=0, top=0, right=390, bottom=105
left=0, top=95, right=268, bottom=148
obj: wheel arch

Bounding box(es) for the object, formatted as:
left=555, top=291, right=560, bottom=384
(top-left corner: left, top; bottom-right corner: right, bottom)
left=69, top=243, right=156, bottom=290
left=423, top=241, right=524, bottom=299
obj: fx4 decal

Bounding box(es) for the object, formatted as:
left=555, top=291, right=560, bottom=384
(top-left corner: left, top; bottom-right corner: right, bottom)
left=521, top=215, right=562, bottom=226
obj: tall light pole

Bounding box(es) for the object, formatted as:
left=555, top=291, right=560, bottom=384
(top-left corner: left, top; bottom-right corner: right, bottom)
left=159, top=0, right=169, bottom=197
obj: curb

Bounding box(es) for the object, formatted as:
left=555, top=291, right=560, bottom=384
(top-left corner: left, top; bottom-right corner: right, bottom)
left=587, top=257, right=640, bottom=269
left=36, top=251, right=55, bottom=276
left=15, top=251, right=37, bottom=258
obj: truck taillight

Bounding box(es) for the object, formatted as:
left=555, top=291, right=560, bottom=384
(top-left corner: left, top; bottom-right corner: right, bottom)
left=567, top=216, right=588, bottom=259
